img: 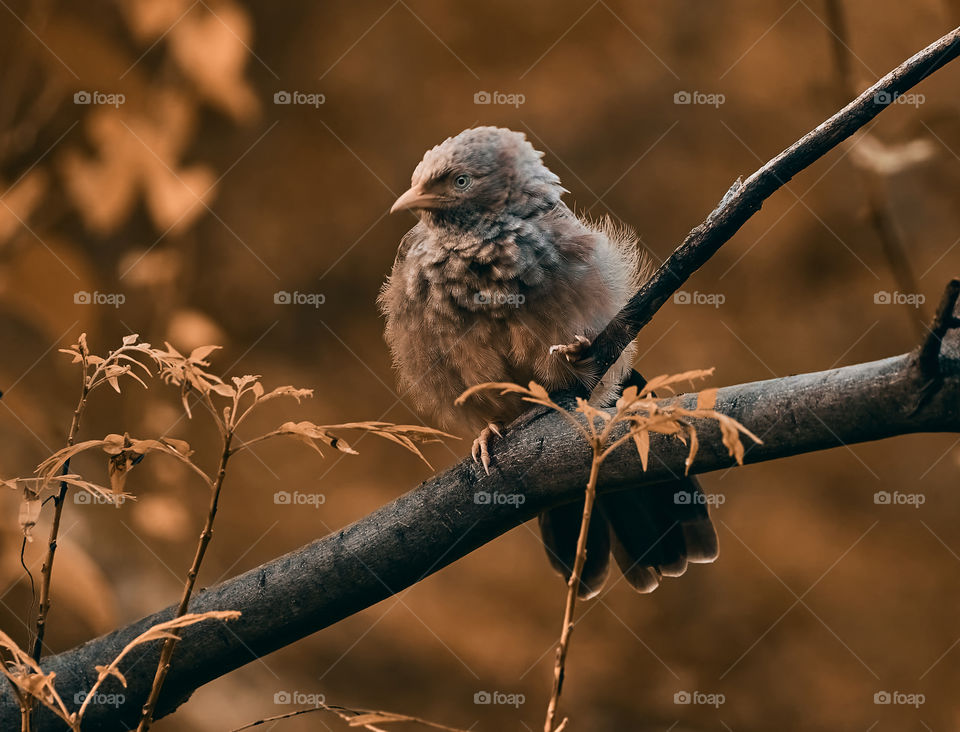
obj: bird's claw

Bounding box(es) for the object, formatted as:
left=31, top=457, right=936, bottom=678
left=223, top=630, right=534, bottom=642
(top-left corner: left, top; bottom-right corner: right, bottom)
left=471, top=423, right=502, bottom=475
left=549, top=334, right=592, bottom=364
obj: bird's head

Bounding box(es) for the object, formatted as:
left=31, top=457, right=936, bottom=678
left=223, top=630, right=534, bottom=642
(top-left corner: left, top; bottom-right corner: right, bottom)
left=390, top=127, right=566, bottom=230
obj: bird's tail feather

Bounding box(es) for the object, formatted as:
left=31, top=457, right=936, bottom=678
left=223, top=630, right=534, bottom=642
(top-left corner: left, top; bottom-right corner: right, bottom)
left=538, top=477, right=717, bottom=596
left=602, top=476, right=718, bottom=593
left=537, top=499, right=610, bottom=599
left=537, top=369, right=719, bottom=595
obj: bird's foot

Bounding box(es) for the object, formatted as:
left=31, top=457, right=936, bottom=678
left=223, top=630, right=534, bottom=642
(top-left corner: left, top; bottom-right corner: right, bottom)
left=471, top=422, right=503, bottom=475
left=549, top=334, right=592, bottom=364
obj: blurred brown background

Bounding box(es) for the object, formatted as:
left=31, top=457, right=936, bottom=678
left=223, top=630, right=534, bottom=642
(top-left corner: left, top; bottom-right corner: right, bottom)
left=2, top=1, right=960, bottom=729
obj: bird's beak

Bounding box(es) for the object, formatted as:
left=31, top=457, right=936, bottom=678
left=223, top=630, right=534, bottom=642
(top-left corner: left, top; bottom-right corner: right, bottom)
left=390, top=183, right=441, bottom=213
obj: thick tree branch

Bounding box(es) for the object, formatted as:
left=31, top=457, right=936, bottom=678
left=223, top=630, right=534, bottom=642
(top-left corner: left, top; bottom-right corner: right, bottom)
left=4, top=289, right=960, bottom=730
left=578, top=24, right=960, bottom=394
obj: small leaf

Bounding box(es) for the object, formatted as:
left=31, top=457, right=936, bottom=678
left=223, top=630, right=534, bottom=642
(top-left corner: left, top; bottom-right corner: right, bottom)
left=696, top=388, right=718, bottom=411
left=209, top=382, right=237, bottom=397
left=188, top=344, right=221, bottom=363
left=632, top=429, right=649, bottom=471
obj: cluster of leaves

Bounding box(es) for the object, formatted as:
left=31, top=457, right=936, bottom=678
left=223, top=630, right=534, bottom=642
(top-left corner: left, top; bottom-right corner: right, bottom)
left=1, top=333, right=452, bottom=730
left=458, top=369, right=761, bottom=732
left=153, top=343, right=449, bottom=464
left=0, top=612, right=240, bottom=732
left=458, top=368, right=761, bottom=468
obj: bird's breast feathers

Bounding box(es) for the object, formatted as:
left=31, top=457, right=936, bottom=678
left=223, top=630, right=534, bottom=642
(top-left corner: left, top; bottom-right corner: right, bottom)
left=379, top=215, right=642, bottom=427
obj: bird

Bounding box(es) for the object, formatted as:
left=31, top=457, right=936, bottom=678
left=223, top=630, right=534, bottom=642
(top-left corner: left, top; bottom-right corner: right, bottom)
left=379, top=126, right=717, bottom=597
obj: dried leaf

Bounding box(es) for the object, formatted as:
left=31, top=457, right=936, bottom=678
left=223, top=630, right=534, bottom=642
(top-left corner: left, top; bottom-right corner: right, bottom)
left=642, top=368, right=715, bottom=396
left=632, top=429, right=650, bottom=471
left=697, top=388, right=718, bottom=411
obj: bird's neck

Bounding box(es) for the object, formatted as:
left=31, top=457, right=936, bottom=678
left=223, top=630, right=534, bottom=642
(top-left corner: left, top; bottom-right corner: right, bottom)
left=423, top=198, right=568, bottom=244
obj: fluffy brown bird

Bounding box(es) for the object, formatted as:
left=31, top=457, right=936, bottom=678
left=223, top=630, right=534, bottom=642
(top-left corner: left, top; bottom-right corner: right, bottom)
left=379, top=126, right=717, bottom=597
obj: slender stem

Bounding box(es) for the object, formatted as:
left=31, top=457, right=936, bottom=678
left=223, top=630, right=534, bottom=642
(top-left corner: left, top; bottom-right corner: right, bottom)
left=580, top=24, right=960, bottom=394
left=136, top=431, right=233, bottom=731
left=228, top=431, right=279, bottom=454
left=543, top=443, right=603, bottom=732
left=31, top=385, right=86, bottom=661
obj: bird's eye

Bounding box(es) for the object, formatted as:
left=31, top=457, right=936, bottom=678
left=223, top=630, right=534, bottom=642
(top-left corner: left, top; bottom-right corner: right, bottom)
left=453, top=174, right=472, bottom=190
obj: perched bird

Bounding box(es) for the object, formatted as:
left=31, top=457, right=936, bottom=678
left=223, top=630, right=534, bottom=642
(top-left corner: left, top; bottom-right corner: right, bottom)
left=379, top=126, right=717, bottom=597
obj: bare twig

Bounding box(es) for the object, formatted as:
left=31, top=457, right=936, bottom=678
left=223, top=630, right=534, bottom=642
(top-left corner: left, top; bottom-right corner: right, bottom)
left=136, top=431, right=233, bottom=732
left=30, top=381, right=84, bottom=662
left=232, top=701, right=471, bottom=732
left=543, top=445, right=602, bottom=732
left=916, top=277, right=960, bottom=413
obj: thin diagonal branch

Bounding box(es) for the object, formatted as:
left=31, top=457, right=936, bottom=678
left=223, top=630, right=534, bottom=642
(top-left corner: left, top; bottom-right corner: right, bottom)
left=579, top=24, right=960, bottom=395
